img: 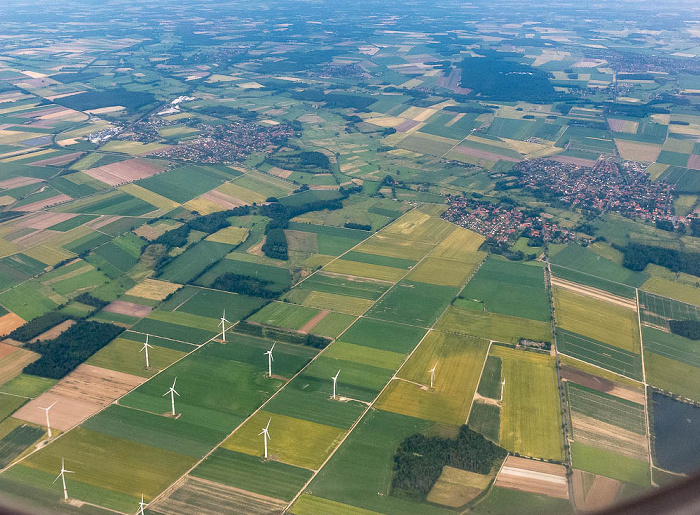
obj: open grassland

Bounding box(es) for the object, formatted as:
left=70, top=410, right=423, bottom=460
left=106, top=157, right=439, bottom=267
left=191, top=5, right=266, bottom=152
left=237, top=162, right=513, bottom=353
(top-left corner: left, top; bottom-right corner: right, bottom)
left=376, top=332, right=489, bottom=425
left=468, top=402, right=501, bottom=443
left=461, top=258, right=551, bottom=322
left=248, top=302, right=320, bottom=330
left=192, top=448, right=312, bottom=502
left=86, top=337, right=186, bottom=378
left=222, top=411, right=345, bottom=470
left=644, top=351, right=700, bottom=402
left=556, top=329, right=643, bottom=381
left=20, top=427, right=196, bottom=510
left=308, top=409, right=450, bottom=515
left=435, top=307, right=552, bottom=344
left=406, top=256, right=483, bottom=287
left=553, top=287, right=640, bottom=353
left=571, top=442, right=650, bottom=486
left=367, top=281, right=459, bottom=328
left=492, top=346, right=563, bottom=461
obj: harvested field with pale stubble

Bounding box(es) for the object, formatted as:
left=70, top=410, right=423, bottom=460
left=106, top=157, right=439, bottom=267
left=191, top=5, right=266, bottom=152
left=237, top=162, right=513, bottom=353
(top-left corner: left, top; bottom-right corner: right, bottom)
left=571, top=413, right=648, bottom=461
left=103, top=300, right=153, bottom=318
left=29, top=319, right=75, bottom=342
left=14, top=212, right=76, bottom=230
left=201, top=190, right=248, bottom=209
left=573, top=470, right=620, bottom=512
left=494, top=456, right=569, bottom=499
left=125, top=279, right=181, bottom=301
left=83, top=158, right=167, bottom=186
left=549, top=155, right=597, bottom=167
left=0, top=313, right=25, bottom=337
left=560, top=365, right=644, bottom=404
left=0, top=343, right=38, bottom=384
left=15, top=194, right=71, bottom=211
left=31, top=152, right=83, bottom=167
left=13, top=364, right=144, bottom=431
left=615, top=140, right=662, bottom=162
left=151, top=476, right=287, bottom=515
left=0, top=177, right=44, bottom=190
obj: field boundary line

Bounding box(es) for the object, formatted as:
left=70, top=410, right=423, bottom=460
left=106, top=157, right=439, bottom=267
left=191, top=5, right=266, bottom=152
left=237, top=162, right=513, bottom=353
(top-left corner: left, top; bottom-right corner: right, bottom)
left=637, top=287, right=655, bottom=486
left=464, top=339, right=493, bottom=425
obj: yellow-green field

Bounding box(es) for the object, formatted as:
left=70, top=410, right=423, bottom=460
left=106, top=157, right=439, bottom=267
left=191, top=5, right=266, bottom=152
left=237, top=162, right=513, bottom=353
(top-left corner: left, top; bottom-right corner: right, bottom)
left=553, top=287, right=640, bottom=353
left=323, top=260, right=406, bottom=282
left=119, top=184, right=180, bottom=211
left=431, top=227, right=485, bottom=261
left=222, top=411, right=345, bottom=470
left=641, top=276, right=700, bottom=306
left=298, top=290, right=373, bottom=316
left=435, top=307, right=552, bottom=344
left=381, top=209, right=455, bottom=244
left=492, top=346, right=564, bottom=461
left=353, top=234, right=433, bottom=261
left=406, top=256, right=484, bottom=287
left=205, top=226, right=249, bottom=245
left=375, top=332, right=489, bottom=426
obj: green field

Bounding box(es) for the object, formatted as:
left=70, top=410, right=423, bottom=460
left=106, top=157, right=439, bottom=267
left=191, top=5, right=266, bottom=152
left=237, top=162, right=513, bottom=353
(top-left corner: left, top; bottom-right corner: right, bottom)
left=644, top=351, right=700, bottom=402
left=86, top=337, right=186, bottom=377
left=460, top=258, right=550, bottom=322
left=129, top=316, right=217, bottom=345
left=308, top=409, right=450, bottom=515
left=470, top=486, right=572, bottom=515
left=196, top=257, right=291, bottom=292
left=157, top=241, right=234, bottom=284
left=323, top=259, right=406, bottom=282
left=248, top=302, right=320, bottom=330
left=339, top=318, right=427, bottom=354
left=294, top=272, right=389, bottom=300
left=323, top=341, right=405, bottom=371
left=639, top=291, right=700, bottom=329
left=567, top=383, right=646, bottom=434
left=0, top=424, right=44, bottom=467
left=435, top=307, right=552, bottom=344
left=642, top=326, right=700, bottom=368
left=406, top=256, right=482, bottom=288
left=305, top=312, right=357, bottom=338
left=556, top=329, right=643, bottom=380
left=571, top=442, right=650, bottom=486
left=136, top=164, right=229, bottom=203
left=222, top=410, right=344, bottom=470
left=553, top=287, right=640, bottom=353
left=477, top=356, right=502, bottom=400
left=175, top=288, right=267, bottom=323
left=0, top=375, right=56, bottom=398
left=20, top=427, right=196, bottom=510
left=366, top=281, right=459, bottom=327
left=468, top=402, right=501, bottom=443
left=550, top=244, right=648, bottom=287
left=551, top=265, right=638, bottom=299
left=191, top=448, right=312, bottom=501
left=491, top=346, right=563, bottom=461
left=302, top=356, right=393, bottom=402
left=376, top=332, right=489, bottom=425
left=292, top=494, right=383, bottom=515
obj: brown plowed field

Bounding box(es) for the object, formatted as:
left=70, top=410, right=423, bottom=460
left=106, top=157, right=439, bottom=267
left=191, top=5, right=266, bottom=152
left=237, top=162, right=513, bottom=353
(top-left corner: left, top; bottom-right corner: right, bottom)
left=549, top=155, right=598, bottom=167
left=31, top=152, right=83, bottom=167
left=0, top=312, right=26, bottom=337
left=151, top=476, right=286, bottom=515
left=571, top=413, right=648, bottom=461
left=495, top=456, right=569, bottom=499
left=573, top=469, right=620, bottom=512
left=0, top=343, right=38, bottom=384
left=201, top=190, right=247, bottom=209
left=298, top=310, right=330, bottom=334
left=15, top=194, right=71, bottom=211
left=13, top=364, right=144, bottom=431
left=83, top=158, right=166, bottom=186
left=560, top=365, right=644, bottom=404
left=0, top=177, right=44, bottom=190
left=15, top=212, right=76, bottom=230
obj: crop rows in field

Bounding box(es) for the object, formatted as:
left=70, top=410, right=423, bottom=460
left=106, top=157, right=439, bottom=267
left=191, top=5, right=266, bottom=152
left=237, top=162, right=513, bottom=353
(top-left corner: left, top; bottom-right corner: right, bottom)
left=639, top=291, right=700, bottom=329
left=556, top=329, right=643, bottom=380
left=567, top=383, right=646, bottom=435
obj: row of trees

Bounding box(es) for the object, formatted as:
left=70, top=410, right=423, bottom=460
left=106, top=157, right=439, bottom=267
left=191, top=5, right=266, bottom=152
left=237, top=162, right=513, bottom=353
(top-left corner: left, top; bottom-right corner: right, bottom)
left=392, top=426, right=507, bottom=499
left=212, top=272, right=279, bottom=299
left=9, top=312, right=72, bottom=342
left=615, top=243, right=700, bottom=277
left=24, top=321, right=124, bottom=379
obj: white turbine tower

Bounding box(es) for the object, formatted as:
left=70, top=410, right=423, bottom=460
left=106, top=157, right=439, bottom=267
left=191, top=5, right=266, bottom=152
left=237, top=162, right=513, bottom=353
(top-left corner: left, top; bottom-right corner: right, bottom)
left=332, top=369, right=341, bottom=399
left=38, top=401, right=57, bottom=438
left=138, top=493, right=147, bottom=515
left=429, top=362, right=437, bottom=389
left=163, top=377, right=179, bottom=416
left=52, top=458, right=73, bottom=501
left=140, top=334, right=153, bottom=369
left=220, top=310, right=230, bottom=342
left=500, top=377, right=506, bottom=399
left=264, top=343, right=275, bottom=377
left=259, top=418, right=271, bottom=459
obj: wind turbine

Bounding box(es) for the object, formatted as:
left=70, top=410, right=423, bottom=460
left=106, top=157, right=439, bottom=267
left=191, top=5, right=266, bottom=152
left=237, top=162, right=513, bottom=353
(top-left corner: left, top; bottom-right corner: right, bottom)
left=220, top=310, right=230, bottom=342
left=500, top=378, right=506, bottom=399
left=138, top=494, right=147, bottom=515
left=264, top=343, right=275, bottom=377
left=429, top=362, right=437, bottom=389
left=38, top=401, right=57, bottom=438
left=259, top=418, right=271, bottom=459
left=332, top=369, right=341, bottom=399
left=52, top=458, right=73, bottom=501
left=140, top=334, right=153, bottom=369
left=163, top=377, right=179, bottom=416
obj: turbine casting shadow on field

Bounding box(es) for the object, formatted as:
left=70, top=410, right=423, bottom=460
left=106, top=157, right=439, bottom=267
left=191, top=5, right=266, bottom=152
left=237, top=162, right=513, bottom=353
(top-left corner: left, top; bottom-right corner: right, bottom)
left=140, top=334, right=153, bottom=370
left=53, top=458, right=73, bottom=501
left=163, top=377, right=180, bottom=416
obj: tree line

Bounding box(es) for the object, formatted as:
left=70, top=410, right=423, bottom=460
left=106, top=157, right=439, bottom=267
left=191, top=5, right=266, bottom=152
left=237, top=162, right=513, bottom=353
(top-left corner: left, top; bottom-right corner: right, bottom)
left=669, top=320, right=700, bottom=340
left=615, top=243, right=700, bottom=277
left=391, top=426, right=507, bottom=499
left=212, top=272, right=280, bottom=298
